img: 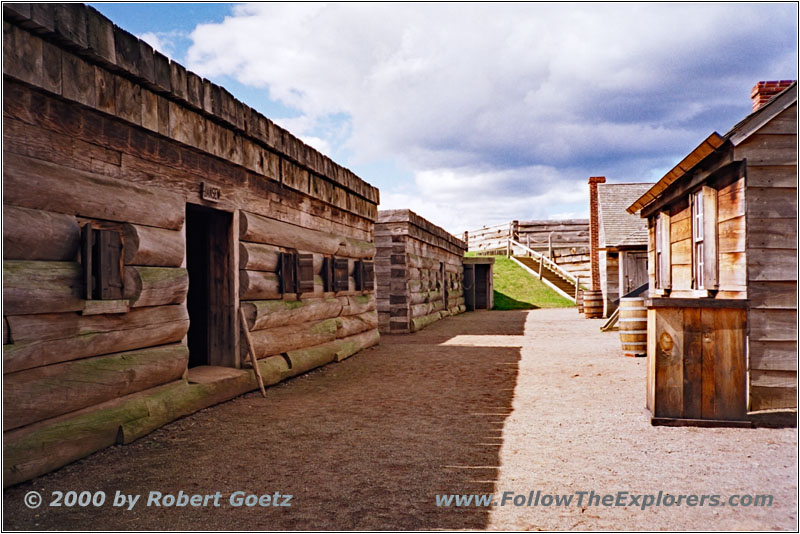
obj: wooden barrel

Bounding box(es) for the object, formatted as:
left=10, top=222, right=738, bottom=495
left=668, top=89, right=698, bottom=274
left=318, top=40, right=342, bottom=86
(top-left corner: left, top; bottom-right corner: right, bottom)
left=576, top=289, right=584, bottom=314
left=619, top=297, right=647, bottom=357
left=583, top=289, right=603, bottom=318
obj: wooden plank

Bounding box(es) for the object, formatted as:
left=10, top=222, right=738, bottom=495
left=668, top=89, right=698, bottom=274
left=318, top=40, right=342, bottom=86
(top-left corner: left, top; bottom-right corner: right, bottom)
left=671, top=238, right=691, bottom=265
left=3, top=343, right=188, bottom=431
left=749, top=340, right=798, bottom=371
left=746, top=165, right=798, bottom=188
left=717, top=216, right=745, bottom=253
left=4, top=304, right=190, bottom=373
left=654, top=307, right=683, bottom=418
left=745, top=187, right=798, bottom=219
left=700, top=307, right=716, bottom=418
left=735, top=133, right=797, bottom=165
left=713, top=308, right=746, bottom=420
left=96, top=229, right=123, bottom=299
left=750, top=386, right=797, bottom=411
left=3, top=260, right=84, bottom=315
left=719, top=252, right=746, bottom=287
left=749, top=308, right=797, bottom=341
left=747, top=248, right=797, bottom=282
left=717, top=186, right=746, bottom=223
left=238, top=307, right=266, bottom=397
left=672, top=264, right=692, bottom=290
left=748, top=281, right=797, bottom=309
left=3, top=152, right=185, bottom=230
left=3, top=205, right=81, bottom=261
left=747, top=218, right=797, bottom=249
left=756, top=103, right=797, bottom=135
left=682, top=307, right=702, bottom=418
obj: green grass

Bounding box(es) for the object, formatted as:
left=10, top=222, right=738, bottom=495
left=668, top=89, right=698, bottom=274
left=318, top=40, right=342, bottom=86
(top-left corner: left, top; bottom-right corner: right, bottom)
left=490, top=255, right=574, bottom=310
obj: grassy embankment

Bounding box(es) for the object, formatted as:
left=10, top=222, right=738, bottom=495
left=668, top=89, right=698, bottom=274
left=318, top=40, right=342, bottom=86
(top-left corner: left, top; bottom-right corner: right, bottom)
left=468, top=254, right=574, bottom=310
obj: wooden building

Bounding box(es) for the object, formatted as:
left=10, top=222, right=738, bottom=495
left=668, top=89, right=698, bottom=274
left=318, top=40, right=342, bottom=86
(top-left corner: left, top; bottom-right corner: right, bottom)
left=589, top=179, right=654, bottom=317
left=2, top=4, right=381, bottom=486
left=375, top=210, right=466, bottom=333
left=627, top=81, right=797, bottom=425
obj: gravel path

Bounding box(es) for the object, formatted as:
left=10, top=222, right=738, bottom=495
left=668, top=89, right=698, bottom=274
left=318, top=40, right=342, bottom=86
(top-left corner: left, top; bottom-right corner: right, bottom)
left=3, top=309, right=796, bottom=530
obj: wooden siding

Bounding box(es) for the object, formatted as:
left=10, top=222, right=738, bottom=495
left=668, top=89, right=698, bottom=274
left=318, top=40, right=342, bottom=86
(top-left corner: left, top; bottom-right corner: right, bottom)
left=740, top=104, right=798, bottom=411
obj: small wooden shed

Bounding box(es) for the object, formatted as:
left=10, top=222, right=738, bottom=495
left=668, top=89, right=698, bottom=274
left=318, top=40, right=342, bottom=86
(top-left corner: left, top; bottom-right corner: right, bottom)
left=375, top=210, right=467, bottom=333
left=627, top=81, right=797, bottom=425
left=463, top=257, right=495, bottom=311
left=3, top=4, right=380, bottom=486
left=590, top=180, right=654, bottom=317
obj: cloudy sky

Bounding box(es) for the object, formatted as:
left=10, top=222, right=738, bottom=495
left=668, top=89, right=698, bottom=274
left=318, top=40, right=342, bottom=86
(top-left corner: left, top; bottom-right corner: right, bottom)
left=92, top=3, right=797, bottom=233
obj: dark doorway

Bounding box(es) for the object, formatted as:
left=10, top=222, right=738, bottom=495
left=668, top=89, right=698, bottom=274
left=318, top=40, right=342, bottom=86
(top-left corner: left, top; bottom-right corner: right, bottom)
left=463, top=264, right=475, bottom=311
left=185, top=204, right=234, bottom=368
left=474, top=265, right=489, bottom=309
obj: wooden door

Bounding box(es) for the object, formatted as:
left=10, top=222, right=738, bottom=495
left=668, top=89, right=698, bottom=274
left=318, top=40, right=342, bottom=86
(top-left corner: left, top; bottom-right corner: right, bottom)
left=623, top=251, right=649, bottom=295
left=186, top=204, right=234, bottom=368
left=475, top=265, right=488, bottom=309
left=463, top=264, right=475, bottom=311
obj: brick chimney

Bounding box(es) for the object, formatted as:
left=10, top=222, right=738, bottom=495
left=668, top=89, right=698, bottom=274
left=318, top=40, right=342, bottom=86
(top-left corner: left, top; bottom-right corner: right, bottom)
left=751, top=80, right=794, bottom=111
left=588, top=176, right=606, bottom=291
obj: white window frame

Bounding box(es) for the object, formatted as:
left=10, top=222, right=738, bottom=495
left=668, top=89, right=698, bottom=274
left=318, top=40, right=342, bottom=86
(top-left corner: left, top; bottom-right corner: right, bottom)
left=692, top=189, right=704, bottom=289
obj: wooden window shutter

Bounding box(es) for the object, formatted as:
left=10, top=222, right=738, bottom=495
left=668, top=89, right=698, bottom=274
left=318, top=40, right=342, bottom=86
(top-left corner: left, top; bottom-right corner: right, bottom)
left=297, top=254, right=315, bottom=293
left=82, top=224, right=123, bottom=300
left=363, top=261, right=375, bottom=291
left=354, top=260, right=364, bottom=291
left=279, top=252, right=297, bottom=294
left=659, top=212, right=671, bottom=290
left=96, top=229, right=123, bottom=299
left=702, top=185, right=718, bottom=289
left=81, top=223, right=93, bottom=300
left=333, top=258, right=349, bottom=292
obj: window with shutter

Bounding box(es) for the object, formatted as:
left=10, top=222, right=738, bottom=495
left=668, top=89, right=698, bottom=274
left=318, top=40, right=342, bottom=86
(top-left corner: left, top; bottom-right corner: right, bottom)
left=333, top=258, right=349, bottom=292
left=363, top=261, right=375, bottom=291
left=297, top=254, right=315, bottom=293
left=279, top=252, right=297, bottom=294
left=81, top=223, right=123, bottom=300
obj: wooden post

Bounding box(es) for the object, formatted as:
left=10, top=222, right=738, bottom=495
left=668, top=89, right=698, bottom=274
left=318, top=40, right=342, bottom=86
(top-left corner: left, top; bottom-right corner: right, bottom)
left=238, top=307, right=266, bottom=397
left=548, top=232, right=554, bottom=260
left=538, top=255, right=543, bottom=278
left=575, top=275, right=581, bottom=299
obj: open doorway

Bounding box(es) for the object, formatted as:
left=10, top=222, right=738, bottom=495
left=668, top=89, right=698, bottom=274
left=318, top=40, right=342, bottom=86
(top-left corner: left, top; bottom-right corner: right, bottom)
left=185, top=204, right=234, bottom=368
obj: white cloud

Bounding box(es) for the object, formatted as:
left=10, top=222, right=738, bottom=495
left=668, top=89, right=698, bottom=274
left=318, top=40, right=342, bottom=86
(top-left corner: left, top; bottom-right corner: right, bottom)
left=185, top=3, right=797, bottom=231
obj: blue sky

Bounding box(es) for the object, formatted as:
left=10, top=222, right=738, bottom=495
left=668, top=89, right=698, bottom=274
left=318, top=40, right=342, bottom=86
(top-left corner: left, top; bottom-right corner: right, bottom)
left=90, top=3, right=797, bottom=233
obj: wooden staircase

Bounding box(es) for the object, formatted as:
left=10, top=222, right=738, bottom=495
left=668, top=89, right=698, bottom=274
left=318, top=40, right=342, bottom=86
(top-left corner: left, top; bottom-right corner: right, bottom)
left=508, top=239, right=580, bottom=302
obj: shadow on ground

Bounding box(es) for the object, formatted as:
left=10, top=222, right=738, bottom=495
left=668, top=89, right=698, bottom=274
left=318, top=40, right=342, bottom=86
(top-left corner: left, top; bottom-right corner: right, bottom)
left=3, top=310, right=526, bottom=530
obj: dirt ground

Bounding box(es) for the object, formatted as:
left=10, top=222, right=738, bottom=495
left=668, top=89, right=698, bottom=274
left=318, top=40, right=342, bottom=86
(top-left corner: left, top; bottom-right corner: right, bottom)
left=3, top=309, right=797, bottom=531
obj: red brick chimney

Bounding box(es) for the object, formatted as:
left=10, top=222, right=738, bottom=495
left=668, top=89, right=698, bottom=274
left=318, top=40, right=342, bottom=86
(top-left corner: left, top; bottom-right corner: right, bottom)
left=751, top=80, right=794, bottom=111
left=588, top=176, right=605, bottom=291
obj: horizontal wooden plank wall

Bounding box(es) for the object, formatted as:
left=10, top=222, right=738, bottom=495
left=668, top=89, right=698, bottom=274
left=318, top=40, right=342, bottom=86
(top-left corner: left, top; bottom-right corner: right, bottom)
left=740, top=103, right=798, bottom=411
left=2, top=5, right=380, bottom=487
left=376, top=210, right=467, bottom=333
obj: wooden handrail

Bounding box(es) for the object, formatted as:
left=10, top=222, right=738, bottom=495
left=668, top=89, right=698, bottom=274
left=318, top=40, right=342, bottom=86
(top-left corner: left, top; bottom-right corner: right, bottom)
left=509, top=239, right=578, bottom=285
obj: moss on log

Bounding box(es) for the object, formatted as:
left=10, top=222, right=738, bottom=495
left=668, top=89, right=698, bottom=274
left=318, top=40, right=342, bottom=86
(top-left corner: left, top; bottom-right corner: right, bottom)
left=247, top=317, right=339, bottom=359
left=3, top=260, right=84, bottom=315
left=241, top=297, right=342, bottom=331
left=3, top=343, right=189, bottom=431
left=239, top=270, right=280, bottom=300
left=410, top=311, right=442, bottom=332
left=4, top=305, right=189, bottom=373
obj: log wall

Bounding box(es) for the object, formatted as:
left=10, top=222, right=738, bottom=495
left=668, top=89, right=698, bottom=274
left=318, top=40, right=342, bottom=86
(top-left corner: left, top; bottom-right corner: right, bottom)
left=376, top=210, right=467, bottom=333
left=2, top=4, right=379, bottom=486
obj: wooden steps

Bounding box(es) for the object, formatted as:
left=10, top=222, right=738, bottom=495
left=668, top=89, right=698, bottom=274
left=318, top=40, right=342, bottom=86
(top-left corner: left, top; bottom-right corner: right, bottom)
left=512, top=256, right=577, bottom=300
